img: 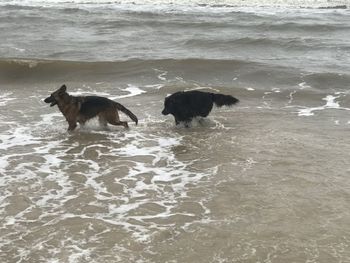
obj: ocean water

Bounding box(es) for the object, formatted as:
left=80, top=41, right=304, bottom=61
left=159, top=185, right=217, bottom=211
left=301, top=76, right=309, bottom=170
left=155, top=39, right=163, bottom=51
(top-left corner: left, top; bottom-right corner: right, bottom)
left=1, top=0, right=350, bottom=262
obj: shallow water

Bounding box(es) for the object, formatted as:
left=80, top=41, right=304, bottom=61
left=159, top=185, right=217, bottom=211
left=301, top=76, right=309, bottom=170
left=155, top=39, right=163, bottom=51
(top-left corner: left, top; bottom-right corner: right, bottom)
left=1, top=76, right=350, bottom=262
left=1, top=1, right=350, bottom=262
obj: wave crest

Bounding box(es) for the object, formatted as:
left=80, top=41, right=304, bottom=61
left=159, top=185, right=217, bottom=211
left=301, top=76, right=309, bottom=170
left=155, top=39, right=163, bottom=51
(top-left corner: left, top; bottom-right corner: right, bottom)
left=0, top=0, right=347, bottom=9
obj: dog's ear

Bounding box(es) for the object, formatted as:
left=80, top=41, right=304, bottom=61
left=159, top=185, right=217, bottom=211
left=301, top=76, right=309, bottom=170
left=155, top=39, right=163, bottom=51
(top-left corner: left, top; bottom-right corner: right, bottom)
left=59, top=84, right=67, bottom=93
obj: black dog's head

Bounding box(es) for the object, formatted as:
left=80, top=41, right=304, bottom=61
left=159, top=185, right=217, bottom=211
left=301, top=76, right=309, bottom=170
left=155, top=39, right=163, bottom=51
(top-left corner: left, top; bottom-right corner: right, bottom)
left=161, top=95, right=173, bottom=115
left=44, top=85, right=67, bottom=107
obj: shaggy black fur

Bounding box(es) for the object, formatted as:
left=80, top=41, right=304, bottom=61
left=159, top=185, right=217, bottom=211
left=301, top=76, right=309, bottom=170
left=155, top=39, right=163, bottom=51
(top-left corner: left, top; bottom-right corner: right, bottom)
left=161, top=90, right=239, bottom=126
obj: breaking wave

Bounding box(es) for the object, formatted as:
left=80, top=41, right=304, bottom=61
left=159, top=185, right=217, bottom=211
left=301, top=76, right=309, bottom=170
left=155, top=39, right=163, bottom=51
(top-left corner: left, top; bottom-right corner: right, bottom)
left=0, top=0, right=348, bottom=9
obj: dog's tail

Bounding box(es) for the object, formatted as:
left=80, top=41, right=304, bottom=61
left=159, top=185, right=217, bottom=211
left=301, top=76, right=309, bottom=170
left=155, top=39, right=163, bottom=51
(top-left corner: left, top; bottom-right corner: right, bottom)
left=212, top=93, right=239, bottom=107
left=114, top=102, right=138, bottom=125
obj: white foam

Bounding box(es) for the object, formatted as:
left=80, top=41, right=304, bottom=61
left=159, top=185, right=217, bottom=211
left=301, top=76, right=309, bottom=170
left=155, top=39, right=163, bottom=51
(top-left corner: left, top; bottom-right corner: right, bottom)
left=67, top=244, right=92, bottom=263
left=60, top=84, right=146, bottom=101
left=0, top=127, right=41, bottom=150
left=185, top=86, right=220, bottom=92
left=39, top=112, right=62, bottom=124
left=297, top=94, right=350, bottom=116
left=12, top=47, right=26, bottom=52
left=8, top=59, right=39, bottom=68
left=298, top=81, right=312, bottom=90
left=0, top=92, right=15, bottom=106
left=69, top=90, right=110, bottom=97
left=145, top=83, right=163, bottom=90
left=1, top=118, right=215, bottom=243
left=153, top=68, right=168, bottom=81
left=288, top=90, right=297, bottom=104
left=1, top=88, right=223, bottom=256
left=113, top=84, right=146, bottom=99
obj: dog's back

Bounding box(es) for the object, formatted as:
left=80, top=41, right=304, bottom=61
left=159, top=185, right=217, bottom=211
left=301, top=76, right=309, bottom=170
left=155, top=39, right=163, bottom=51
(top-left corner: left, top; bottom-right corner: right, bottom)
left=79, top=96, right=138, bottom=125
left=176, top=91, right=214, bottom=118
left=80, top=96, right=115, bottom=119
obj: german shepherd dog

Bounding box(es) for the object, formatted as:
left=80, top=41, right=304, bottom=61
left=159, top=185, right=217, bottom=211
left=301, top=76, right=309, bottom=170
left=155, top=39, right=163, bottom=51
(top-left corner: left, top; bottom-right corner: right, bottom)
left=44, top=85, right=138, bottom=131
left=162, top=90, right=239, bottom=126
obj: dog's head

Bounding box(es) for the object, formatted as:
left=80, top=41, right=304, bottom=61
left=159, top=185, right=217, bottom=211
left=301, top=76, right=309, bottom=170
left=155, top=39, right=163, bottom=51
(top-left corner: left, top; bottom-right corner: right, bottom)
left=44, top=85, right=67, bottom=107
left=161, top=95, right=173, bottom=115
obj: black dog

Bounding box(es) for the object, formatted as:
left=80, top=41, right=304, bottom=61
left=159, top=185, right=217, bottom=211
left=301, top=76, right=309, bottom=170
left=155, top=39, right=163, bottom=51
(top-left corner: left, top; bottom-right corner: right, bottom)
left=162, top=90, right=239, bottom=126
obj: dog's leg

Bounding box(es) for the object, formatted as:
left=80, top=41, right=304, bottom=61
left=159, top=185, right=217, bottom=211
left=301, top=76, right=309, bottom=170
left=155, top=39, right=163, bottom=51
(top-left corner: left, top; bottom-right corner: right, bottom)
left=68, top=121, right=77, bottom=131
left=108, top=120, right=129, bottom=128
left=77, top=116, right=87, bottom=128
left=117, top=121, right=129, bottom=128
left=198, top=118, right=205, bottom=125
left=175, top=116, right=191, bottom=128
left=98, top=115, right=108, bottom=129
left=105, top=110, right=129, bottom=129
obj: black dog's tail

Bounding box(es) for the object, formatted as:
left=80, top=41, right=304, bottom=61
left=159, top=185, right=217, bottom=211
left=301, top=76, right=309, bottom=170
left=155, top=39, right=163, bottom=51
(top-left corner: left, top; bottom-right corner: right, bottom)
left=114, top=102, right=138, bottom=125
left=212, top=93, right=239, bottom=107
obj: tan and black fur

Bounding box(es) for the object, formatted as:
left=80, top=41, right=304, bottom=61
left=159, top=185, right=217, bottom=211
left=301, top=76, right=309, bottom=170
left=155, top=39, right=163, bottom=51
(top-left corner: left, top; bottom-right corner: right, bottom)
left=44, top=85, right=138, bottom=131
